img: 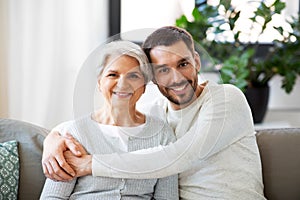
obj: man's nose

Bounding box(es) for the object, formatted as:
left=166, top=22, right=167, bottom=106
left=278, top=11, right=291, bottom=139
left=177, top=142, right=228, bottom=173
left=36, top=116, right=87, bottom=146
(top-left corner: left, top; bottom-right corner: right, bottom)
left=171, top=69, right=185, bottom=83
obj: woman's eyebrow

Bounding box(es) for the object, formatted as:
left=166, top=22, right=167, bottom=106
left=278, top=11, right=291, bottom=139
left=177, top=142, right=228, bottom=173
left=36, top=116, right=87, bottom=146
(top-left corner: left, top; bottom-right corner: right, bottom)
left=104, top=69, right=118, bottom=73
left=128, top=71, right=143, bottom=75
left=153, top=64, right=167, bottom=70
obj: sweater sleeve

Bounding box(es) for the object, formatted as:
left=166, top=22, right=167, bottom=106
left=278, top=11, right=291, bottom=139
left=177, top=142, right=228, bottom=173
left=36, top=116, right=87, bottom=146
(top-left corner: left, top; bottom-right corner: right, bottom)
left=154, top=174, right=179, bottom=200
left=41, top=121, right=78, bottom=199
left=40, top=178, right=76, bottom=199
left=92, top=84, right=255, bottom=179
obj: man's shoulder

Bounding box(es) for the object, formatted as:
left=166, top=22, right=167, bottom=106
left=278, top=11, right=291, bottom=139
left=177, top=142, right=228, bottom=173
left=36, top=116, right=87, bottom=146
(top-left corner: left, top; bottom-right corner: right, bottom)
left=199, top=83, right=250, bottom=118
left=206, top=83, right=243, bottom=94
left=223, top=84, right=244, bottom=95
left=203, top=83, right=245, bottom=102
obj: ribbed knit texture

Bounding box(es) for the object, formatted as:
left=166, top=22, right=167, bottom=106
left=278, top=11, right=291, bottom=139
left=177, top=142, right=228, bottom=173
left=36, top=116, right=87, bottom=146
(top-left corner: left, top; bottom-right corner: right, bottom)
left=40, top=115, right=178, bottom=200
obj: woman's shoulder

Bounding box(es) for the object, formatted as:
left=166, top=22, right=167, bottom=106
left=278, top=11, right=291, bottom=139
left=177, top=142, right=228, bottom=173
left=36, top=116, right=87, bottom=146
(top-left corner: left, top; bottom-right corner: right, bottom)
left=52, top=115, right=93, bottom=136
left=52, top=120, right=76, bottom=135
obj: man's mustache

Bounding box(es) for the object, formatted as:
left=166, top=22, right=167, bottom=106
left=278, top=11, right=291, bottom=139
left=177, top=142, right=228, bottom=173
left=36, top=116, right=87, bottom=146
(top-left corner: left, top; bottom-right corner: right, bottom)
left=167, top=80, right=190, bottom=88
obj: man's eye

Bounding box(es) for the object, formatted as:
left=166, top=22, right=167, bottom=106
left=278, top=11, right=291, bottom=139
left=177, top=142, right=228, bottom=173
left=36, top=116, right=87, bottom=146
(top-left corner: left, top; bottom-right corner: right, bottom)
left=179, top=62, right=188, bottom=68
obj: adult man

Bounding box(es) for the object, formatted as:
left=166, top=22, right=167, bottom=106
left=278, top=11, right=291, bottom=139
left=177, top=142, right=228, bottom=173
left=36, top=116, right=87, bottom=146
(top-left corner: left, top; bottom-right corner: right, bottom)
left=42, top=26, right=266, bottom=199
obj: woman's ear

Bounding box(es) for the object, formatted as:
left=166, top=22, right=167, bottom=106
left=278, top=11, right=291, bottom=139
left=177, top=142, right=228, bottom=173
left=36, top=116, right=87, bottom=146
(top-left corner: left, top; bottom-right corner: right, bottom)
left=142, top=84, right=146, bottom=94
left=194, top=51, right=201, bottom=73
left=151, top=77, right=157, bottom=84
left=97, top=77, right=102, bottom=92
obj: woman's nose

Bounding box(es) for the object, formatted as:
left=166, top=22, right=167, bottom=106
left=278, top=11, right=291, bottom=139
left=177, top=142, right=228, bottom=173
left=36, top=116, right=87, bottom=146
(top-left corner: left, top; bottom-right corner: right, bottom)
left=116, top=76, right=129, bottom=89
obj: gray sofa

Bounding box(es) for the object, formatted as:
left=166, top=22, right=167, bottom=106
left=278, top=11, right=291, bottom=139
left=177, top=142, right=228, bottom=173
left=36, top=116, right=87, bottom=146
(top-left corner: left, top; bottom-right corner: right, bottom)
left=0, top=118, right=300, bottom=200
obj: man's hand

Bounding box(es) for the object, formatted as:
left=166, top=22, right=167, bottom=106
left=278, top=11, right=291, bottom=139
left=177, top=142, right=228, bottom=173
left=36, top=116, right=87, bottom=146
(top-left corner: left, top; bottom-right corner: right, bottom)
left=42, top=130, right=86, bottom=181
left=64, top=151, right=92, bottom=177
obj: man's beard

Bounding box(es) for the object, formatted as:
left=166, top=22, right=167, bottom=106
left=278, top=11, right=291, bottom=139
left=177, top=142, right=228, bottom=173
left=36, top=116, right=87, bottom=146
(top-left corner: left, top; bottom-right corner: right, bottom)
left=159, top=80, right=197, bottom=106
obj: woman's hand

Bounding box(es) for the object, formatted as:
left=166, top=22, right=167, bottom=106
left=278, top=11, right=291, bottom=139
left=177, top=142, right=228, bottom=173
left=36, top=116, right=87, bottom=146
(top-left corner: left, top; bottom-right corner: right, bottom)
left=64, top=150, right=92, bottom=177
left=42, top=130, right=86, bottom=181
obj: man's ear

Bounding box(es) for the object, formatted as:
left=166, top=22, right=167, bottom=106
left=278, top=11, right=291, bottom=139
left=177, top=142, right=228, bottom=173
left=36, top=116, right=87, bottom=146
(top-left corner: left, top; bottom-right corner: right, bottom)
left=194, top=51, right=201, bottom=72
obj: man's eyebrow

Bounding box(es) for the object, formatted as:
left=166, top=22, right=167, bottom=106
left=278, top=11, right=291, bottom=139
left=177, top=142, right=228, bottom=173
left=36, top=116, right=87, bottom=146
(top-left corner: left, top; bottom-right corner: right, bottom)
left=178, top=57, right=190, bottom=63
left=152, top=56, right=191, bottom=70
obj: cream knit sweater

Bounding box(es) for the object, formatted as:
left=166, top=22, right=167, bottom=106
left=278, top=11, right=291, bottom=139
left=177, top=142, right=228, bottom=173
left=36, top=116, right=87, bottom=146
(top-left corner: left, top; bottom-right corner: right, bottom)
left=92, top=83, right=266, bottom=200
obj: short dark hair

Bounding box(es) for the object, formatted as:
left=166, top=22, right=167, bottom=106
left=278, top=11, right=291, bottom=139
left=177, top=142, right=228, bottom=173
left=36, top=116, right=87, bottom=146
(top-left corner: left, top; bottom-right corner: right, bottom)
left=142, top=26, right=195, bottom=62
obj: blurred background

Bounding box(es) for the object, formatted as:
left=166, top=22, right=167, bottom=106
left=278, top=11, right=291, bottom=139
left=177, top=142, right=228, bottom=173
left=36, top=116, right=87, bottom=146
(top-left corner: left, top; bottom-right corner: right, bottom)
left=0, top=0, right=299, bottom=129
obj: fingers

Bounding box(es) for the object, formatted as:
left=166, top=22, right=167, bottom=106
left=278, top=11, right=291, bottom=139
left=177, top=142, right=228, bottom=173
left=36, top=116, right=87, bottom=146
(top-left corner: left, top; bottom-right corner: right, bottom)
left=63, top=151, right=93, bottom=177
left=42, top=130, right=76, bottom=181
left=64, top=132, right=74, bottom=139
left=64, top=133, right=87, bottom=156
left=42, top=157, right=74, bottom=181
left=42, top=130, right=87, bottom=181
left=55, top=153, right=76, bottom=177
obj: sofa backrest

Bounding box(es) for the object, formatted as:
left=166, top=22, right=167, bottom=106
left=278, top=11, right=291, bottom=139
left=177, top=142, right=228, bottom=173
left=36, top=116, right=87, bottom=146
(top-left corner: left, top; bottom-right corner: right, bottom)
left=256, top=128, right=300, bottom=200
left=2, top=118, right=300, bottom=199
left=0, top=118, right=48, bottom=200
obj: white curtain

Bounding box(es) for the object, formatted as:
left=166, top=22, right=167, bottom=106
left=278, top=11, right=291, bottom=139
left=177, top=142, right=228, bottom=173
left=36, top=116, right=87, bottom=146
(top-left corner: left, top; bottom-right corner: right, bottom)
left=4, top=0, right=108, bottom=129
left=0, top=0, right=9, bottom=118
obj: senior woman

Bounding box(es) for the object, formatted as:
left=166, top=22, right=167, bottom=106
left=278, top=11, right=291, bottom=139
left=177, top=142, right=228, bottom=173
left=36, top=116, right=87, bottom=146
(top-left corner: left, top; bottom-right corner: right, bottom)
left=40, top=40, right=178, bottom=199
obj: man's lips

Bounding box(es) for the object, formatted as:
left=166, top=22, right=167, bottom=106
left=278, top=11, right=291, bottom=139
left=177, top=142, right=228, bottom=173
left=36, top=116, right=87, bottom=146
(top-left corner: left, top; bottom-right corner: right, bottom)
left=168, top=83, right=189, bottom=94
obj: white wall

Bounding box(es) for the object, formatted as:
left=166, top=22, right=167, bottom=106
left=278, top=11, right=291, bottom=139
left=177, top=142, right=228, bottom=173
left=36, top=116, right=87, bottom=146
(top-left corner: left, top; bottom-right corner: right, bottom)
left=120, top=0, right=195, bottom=42
left=268, top=76, right=300, bottom=109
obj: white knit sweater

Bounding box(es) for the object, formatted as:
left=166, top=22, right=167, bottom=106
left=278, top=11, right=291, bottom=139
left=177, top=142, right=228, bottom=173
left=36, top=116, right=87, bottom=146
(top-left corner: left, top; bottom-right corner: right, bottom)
left=92, top=83, right=266, bottom=200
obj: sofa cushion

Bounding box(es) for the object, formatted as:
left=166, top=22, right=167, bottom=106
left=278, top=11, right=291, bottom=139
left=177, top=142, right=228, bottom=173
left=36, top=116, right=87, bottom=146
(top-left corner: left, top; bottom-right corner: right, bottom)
left=256, top=128, right=300, bottom=200
left=0, top=118, right=48, bottom=200
left=0, top=140, right=19, bottom=199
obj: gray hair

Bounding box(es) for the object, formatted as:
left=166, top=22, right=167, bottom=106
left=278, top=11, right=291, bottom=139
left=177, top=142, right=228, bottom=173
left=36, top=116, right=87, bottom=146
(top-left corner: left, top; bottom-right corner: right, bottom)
left=96, top=40, right=152, bottom=83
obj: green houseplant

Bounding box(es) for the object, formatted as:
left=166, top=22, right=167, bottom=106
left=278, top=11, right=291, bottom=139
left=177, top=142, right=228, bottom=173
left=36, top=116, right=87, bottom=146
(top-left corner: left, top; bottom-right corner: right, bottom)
left=176, top=0, right=300, bottom=123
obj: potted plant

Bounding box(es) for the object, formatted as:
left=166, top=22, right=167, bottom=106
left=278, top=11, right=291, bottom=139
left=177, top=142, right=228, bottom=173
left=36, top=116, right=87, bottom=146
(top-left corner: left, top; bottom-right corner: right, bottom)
left=176, top=0, right=300, bottom=123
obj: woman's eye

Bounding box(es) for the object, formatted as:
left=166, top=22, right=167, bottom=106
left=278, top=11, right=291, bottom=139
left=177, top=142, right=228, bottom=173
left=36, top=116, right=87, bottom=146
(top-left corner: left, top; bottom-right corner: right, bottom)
left=107, top=73, right=117, bottom=77
left=158, top=67, right=169, bottom=73
left=128, top=73, right=141, bottom=79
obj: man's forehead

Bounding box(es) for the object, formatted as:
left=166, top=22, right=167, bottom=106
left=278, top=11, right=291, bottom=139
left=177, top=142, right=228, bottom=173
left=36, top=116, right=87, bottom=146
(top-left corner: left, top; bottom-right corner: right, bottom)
left=151, top=41, right=191, bottom=56
left=150, top=42, right=192, bottom=64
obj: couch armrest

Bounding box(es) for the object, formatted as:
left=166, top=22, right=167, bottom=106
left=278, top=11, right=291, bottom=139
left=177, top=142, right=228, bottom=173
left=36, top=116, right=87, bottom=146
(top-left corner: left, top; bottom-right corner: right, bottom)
left=256, top=128, right=300, bottom=200
left=0, top=118, right=49, bottom=200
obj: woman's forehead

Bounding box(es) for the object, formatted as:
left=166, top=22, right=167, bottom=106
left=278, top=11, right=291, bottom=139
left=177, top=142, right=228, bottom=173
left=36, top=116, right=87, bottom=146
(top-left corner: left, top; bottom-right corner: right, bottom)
left=104, top=55, right=141, bottom=72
